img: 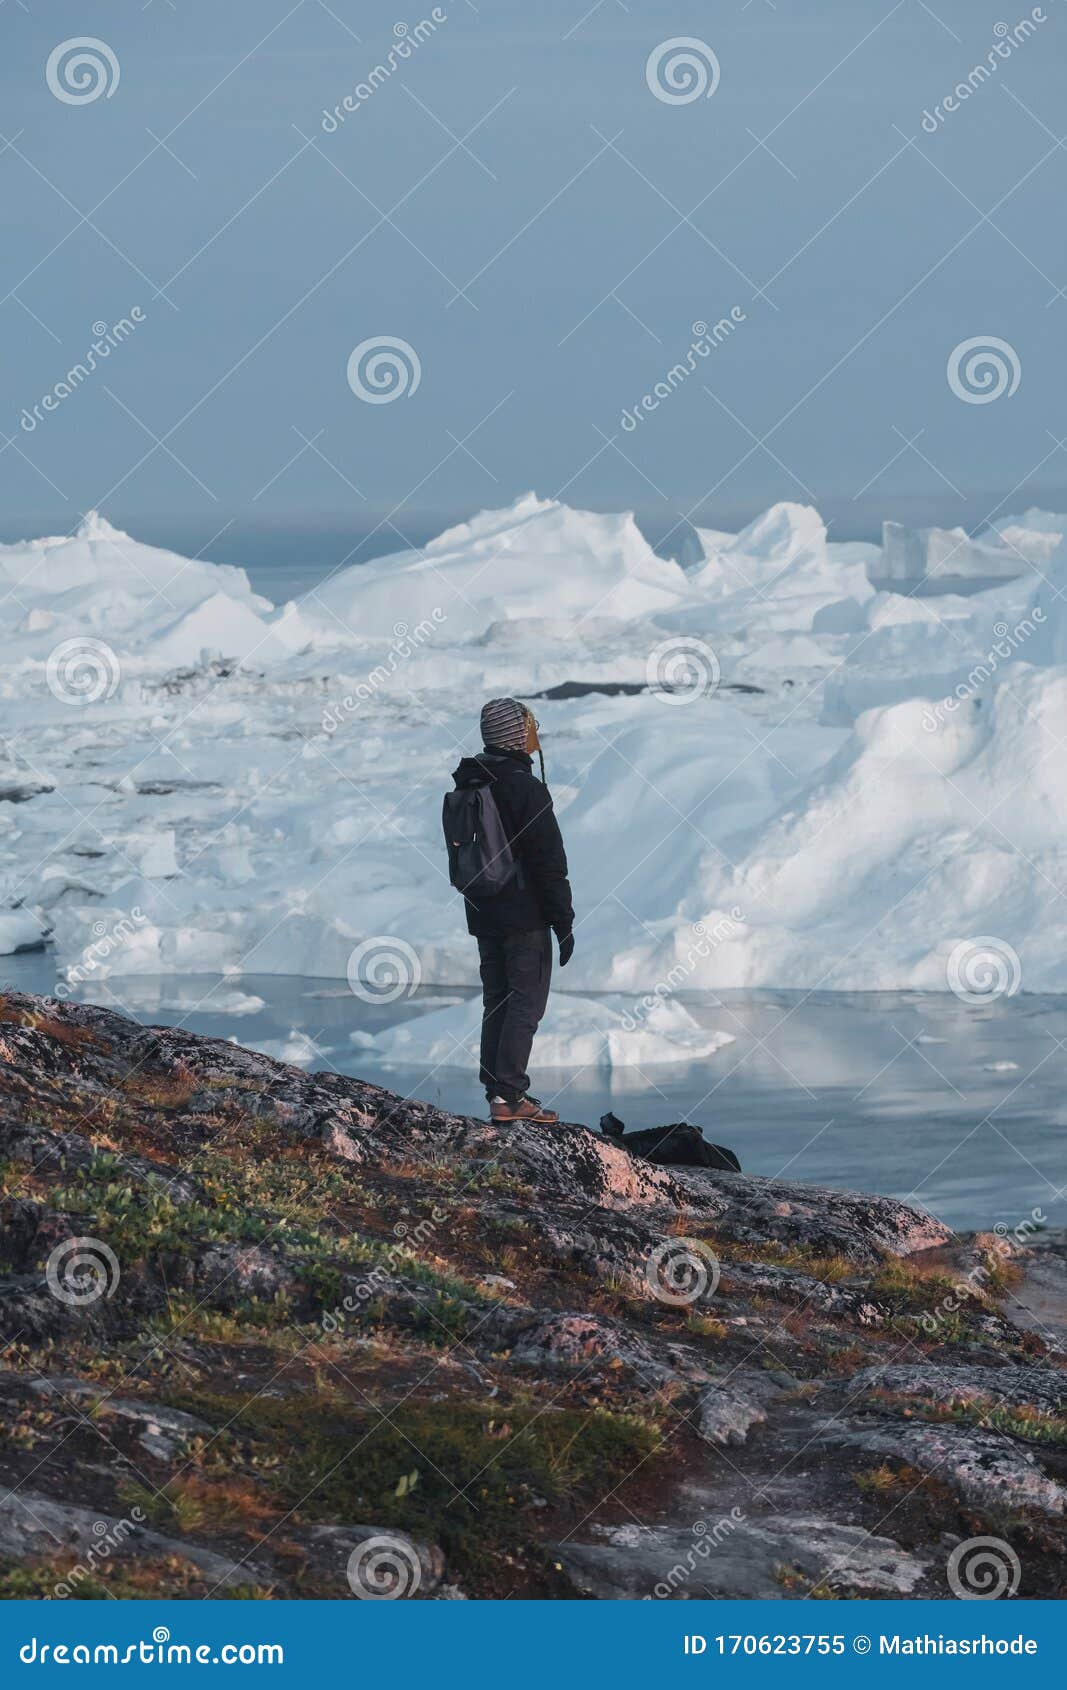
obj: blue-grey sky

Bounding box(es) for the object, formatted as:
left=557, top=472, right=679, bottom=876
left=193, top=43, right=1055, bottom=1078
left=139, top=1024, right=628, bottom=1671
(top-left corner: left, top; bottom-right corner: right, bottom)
left=2, top=0, right=1066, bottom=555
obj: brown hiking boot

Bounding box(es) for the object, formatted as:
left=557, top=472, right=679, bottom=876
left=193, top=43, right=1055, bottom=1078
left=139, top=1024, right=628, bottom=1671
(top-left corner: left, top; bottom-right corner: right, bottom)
left=489, top=1095, right=560, bottom=1124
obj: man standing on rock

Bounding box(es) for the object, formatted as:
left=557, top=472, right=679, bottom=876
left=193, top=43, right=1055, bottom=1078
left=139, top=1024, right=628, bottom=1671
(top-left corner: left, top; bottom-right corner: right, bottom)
left=444, top=698, right=574, bottom=1124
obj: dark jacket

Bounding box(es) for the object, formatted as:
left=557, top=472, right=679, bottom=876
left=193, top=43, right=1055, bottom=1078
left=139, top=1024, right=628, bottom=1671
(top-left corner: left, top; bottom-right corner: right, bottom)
left=450, top=747, right=574, bottom=939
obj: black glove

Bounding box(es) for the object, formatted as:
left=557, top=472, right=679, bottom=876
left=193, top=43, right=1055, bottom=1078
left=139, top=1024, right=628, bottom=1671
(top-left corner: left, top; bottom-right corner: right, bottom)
left=556, top=928, right=574, bottom=967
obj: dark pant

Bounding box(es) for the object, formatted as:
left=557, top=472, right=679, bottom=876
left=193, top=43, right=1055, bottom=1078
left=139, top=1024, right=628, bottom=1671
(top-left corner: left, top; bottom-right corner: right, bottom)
left=477, top=928, right=552, bottom=1103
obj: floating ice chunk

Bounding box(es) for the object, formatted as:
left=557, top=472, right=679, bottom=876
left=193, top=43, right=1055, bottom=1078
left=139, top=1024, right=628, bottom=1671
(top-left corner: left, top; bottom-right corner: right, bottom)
left=811, top=597, right=869, bottom=636
left=361, top=992, right=735, bottom=1071
left=248, top=1030, right=331, bottom=1065
left=0, top=910, right=45, bottom=954
left=622, top=668, right=1067, bottom=990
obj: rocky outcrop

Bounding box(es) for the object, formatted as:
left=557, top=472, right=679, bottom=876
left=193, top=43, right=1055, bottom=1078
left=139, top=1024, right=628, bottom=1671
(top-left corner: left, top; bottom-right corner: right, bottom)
left=0, top=1492, right=263, bottom=1592
left=848, top=1361, right=1066, bottom=1418
left=820, top=1423, right=1065, bottom=1518
left=0, top=990, right=1063, bottom=1601
left=557, top=1515, right=930, bottom=1600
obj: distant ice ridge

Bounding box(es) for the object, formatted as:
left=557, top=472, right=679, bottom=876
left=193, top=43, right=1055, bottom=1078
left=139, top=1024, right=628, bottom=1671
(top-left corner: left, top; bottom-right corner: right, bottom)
left=0, top=510, right=299, bottom=669
left=3, top=494, right=1067, bottom=998
left=878, top=509, right=1064, bottom=587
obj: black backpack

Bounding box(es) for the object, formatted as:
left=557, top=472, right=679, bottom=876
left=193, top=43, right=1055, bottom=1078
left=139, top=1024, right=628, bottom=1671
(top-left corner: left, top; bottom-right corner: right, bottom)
left=442, top=779, right=521, bottom=897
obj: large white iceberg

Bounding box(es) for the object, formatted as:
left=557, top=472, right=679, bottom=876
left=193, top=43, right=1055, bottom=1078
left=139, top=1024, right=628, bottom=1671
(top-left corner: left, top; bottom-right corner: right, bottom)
left=0, top=510, right=293, bottom=669
left=302, top=494, right=689, bottom=644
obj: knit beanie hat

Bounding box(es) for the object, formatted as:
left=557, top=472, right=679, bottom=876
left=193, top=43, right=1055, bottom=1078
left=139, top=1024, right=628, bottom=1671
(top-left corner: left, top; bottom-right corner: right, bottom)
left=480, top=697, right=528, bottom=751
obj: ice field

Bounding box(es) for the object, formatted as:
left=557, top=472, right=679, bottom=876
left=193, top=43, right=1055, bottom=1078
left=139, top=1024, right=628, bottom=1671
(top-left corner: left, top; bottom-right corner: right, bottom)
left=2, top=493, right=1065, bottom=1065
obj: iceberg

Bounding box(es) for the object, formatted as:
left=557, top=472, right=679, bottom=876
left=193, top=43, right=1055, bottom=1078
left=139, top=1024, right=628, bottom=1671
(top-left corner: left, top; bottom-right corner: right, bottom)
left=0, top=511, right=280, bottom=669
left=878, top=510, right=1063, bottom=588
left=360, top=992, right=735, bottom=1071
left=301, top=494, right=689, bottom=645
left=3, top=493, right=1067, bottom=995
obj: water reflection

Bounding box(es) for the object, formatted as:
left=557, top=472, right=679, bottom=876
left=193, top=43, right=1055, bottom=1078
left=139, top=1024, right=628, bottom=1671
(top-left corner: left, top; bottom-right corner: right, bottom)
left=4, top=950, right=1064, bottom=1232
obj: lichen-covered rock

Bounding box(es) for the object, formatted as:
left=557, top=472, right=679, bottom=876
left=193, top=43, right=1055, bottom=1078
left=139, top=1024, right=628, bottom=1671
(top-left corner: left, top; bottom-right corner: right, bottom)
left=557, top=1515, right=929, bottom=1599
left=20, top=1377, right=211, bottom=1461
left=848, top=1361, right=1066, bottom=1421
left=503, top=1312, right=685, bottom=1388
left=299, top=1524, right=445, bottom=1599
left=0, top=991, right=949, bottom=1257
left=720, top=1259, right=887, bottom=1322
left=194, top=1243, right=297, bottom=1310
left=1007, top=1230, right=1067, bottom=1351
left=670, top=1167, right=952, bottom=1263
left=822, top=1422, right=1065, bottom=1517
left=0, top=1492, right=266, bottom=1591
left=695, top=1379, right=770, bottom=1446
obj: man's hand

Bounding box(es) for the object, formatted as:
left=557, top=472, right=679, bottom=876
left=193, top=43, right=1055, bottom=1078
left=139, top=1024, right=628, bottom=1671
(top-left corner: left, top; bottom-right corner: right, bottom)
left=556, top=928, right=574, bottom=967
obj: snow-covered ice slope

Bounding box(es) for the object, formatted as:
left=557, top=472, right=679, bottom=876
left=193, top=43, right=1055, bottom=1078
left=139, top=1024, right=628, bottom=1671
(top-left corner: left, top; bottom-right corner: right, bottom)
left=0, top=511, right=298, bottom=668
left=3, top=494, right=1067, bottom=994
left=302, top=493, right=689, bottom=642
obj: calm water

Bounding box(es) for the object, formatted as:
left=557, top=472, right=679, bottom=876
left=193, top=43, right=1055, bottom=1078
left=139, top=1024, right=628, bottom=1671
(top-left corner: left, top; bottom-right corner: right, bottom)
left=5, top=950, right=1065, bottom=1233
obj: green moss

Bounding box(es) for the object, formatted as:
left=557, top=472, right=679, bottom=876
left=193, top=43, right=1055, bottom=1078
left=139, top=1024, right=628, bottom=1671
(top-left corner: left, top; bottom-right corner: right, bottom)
left=48, top=1155, right=372, bottom=1266
left=41, top=1154, right=487, bottom=1331
left=977, top=1403, right=1067, bottom=1446
left=166, top=1387, right=660, bottom=1579
left=0, top=1556, right=270, bottom=1601
left=870, top=1261, right=962, bottom=1312
left=0, top=1563, right=114, bottom=1599
left=889, top=1312, right=969, bottom=1345
left=881, top=1392, right=1067, bottom=1447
